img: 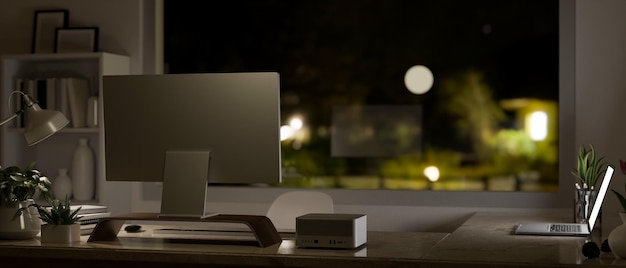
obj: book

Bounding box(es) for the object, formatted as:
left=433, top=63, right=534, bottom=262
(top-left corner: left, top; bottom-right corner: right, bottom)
left=58, top=78, right=71, bottom=126
left=77, top=211, right=110, bottom=236
left=45, top=78, right=57, bottom=110
left=77, top=212, right=111, bottom=222
left=62, top=77, right=90, bottom=128
left=23, top=79, right=37, bottom=109
left=80, top=226, right=96, bottom=235
left=73, top=205, right=109, bottom=214
left=35, top=79, right=47, bottom=109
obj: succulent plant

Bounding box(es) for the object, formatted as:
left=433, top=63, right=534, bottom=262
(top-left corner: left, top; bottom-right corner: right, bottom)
left=18, top=195, right=82, bottom=225
left=571, top=144, right=605, bottom=189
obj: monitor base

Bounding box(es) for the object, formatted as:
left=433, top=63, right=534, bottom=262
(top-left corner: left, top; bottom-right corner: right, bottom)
left=87, top=212, right=282, bottom=248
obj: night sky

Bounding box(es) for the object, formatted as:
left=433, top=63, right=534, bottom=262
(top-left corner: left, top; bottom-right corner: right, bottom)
left=164, top=0, right=558, bottom=101
left=163, top=0, right=559, bottom=164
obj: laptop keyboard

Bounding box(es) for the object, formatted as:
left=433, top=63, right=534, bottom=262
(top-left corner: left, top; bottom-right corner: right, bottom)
left=550, top=224, right=581, bottom=233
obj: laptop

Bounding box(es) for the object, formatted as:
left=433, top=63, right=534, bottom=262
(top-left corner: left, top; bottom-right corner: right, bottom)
left=514, top=165, right=614, bottom=236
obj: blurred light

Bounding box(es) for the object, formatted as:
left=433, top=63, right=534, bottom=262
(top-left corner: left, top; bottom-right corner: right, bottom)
left=280, top=125, right=294, bottom=141
left=404, top=65, right=434, bottom=95
left=289, top=117, right=303, bottom=131
left=424, top=166, right=440, bottom=182
left=482, top=24, right=492, bottom=34
left=528, top=111, right=547, bottom=141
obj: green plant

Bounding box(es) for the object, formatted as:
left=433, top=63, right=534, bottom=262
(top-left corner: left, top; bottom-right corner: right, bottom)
left=571, top=144, right=606, bottom=189
left=18, top=196, right=82, bottom=225
left=0, top=162, right=51, bottom=207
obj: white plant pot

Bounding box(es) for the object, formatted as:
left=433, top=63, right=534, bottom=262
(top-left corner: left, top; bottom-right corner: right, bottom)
left=0, top=200, right=42, bottom=240
left=40, top=223, right=81, bottom=244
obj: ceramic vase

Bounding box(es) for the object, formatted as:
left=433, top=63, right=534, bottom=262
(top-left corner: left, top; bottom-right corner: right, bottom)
left=72, top=138, right=95, bottom=201
left=52, top=168, right=72, bottom=200
left=40, top=223, right=81, bottom=244
left=609, top=213, right=626, bottom=258
left=0, top=200, right=41, bottom=239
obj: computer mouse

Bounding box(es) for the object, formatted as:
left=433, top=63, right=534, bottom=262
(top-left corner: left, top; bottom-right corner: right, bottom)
left=124, top=224, right=142, bottom=233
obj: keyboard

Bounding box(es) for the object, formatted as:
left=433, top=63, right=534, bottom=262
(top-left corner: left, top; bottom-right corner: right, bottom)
left=549, top=224, right=582, bottom=233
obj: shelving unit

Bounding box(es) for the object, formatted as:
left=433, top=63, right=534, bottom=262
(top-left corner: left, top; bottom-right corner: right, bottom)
left=0, top=52, right=130, bottom=205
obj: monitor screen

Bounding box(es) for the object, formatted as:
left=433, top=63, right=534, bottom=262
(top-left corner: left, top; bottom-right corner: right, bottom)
left=102, top=73, right=281, bottom=217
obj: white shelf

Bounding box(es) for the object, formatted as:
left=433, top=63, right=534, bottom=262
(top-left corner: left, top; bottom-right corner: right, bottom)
left=1, top=52, right=130, bottom=205
left=7, top=127, right=100, bottom=134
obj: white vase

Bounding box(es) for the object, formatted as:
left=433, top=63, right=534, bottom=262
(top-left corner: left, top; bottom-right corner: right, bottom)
left=0, top=200, right=42, bottom=239
left=609, top=212, right=626, bottom=258
left=52, top=168, right=72, bottom=200
left=72, top=138, right=95, bottom=201
left=40, top=223, right=81, bottom=244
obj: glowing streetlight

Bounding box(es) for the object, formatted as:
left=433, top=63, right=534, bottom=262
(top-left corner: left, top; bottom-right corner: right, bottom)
left=527, top=111, right=547, bottom=141
left=404, top=65, right=434, bottom=95
left=424, top=166, right=440, bottom=183
left=280, top=125, right=294, bottom=141
left=289, top=117, right=303, bottom=131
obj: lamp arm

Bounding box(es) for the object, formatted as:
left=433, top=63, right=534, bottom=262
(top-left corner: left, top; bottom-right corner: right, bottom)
left=0, top=113, right=18, bottom=127
left=0, top=90, right=30, bottom=127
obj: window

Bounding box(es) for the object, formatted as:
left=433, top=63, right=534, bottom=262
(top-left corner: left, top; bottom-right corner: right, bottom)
left=164, top=0, right=559, bottom=192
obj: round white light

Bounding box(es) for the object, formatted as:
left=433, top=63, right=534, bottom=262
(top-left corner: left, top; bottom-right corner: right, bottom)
left=289, top=117, right=303, bottom=131
left=280, top=125, right=294, bottom=141
left=528, top=111, right=548, bottom=141
left=424, top=166, right=440, bottom=182
left=404, top=65, right=434, bottom=95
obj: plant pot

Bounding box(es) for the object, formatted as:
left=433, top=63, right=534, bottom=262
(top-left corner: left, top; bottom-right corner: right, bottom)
left=0, top=200, right=41, bottom=239
left=575, top=188, right=598, bottom=224
left=40, top=223, right=81, bottom=244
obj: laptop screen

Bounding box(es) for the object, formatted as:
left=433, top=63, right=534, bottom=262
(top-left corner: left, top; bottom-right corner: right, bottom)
left=588, top=165, right=614, bottom=230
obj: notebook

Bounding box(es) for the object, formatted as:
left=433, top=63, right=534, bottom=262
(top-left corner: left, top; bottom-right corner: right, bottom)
left=514, top=165, right=614, bottom=236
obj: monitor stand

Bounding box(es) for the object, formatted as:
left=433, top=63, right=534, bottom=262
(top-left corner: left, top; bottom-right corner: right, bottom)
left=87, top=151, right=282, bottom=247
left=159, top=151, right=215, bottom=219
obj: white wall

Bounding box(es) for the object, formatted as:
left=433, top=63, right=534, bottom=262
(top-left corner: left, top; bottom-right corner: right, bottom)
left=575, top=0, right=626, bottom=237
left=0, top=0, right=161, bottom=74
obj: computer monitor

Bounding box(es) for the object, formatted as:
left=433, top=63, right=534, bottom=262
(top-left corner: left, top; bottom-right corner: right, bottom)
left=102, top=73, right=281, bottom=218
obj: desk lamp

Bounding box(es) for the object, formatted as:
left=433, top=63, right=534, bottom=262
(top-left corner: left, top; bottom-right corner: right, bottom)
left=0, top=91, right=69, bottom=145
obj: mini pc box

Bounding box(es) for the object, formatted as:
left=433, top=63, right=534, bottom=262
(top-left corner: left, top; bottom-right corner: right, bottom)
left=296, top=213, right=367, bottom=249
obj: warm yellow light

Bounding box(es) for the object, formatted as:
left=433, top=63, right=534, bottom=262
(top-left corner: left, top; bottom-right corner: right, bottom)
left=289, top=117, right=303, bottom=131
left=280, top=125, right=294, bottom=141
left=424, top=166, right=440, bottom=182
left=528, top=111, right=547, bottom=141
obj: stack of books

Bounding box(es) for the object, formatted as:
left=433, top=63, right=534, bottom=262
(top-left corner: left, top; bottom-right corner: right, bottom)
left=71, top=205, right=110, bottom=235
left=13, top=76, right=93, bottom=128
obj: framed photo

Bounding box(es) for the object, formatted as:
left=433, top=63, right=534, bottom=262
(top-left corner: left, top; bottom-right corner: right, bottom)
left=32, top=9, right=69, bottom=53
left=55, top=27, right=99, bottom=53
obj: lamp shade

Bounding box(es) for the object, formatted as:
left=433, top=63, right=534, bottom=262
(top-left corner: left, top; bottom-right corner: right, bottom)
left=24, top=102, right=69, bottom=146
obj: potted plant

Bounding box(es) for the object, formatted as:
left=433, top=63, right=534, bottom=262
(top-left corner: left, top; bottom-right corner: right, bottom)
left=0, top=162, right=52, bottom=239
left=20, top=195, right=82, bottom=243
left=571, top=144, right=606, bottom=223
left=571, top=144, right=605, bottom=189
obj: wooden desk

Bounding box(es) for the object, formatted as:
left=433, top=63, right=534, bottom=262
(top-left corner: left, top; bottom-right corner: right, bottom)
left=0, top=211, right=624, bottom=267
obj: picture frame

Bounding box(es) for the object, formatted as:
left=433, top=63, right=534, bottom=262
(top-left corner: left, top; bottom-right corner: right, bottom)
left=32, top=9, right=69, bottom=53
left=55, top=27, right=99, bottom=53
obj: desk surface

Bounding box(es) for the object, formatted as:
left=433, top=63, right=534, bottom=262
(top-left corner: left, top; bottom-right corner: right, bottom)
left=0, top=211, right=624, bottom=267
